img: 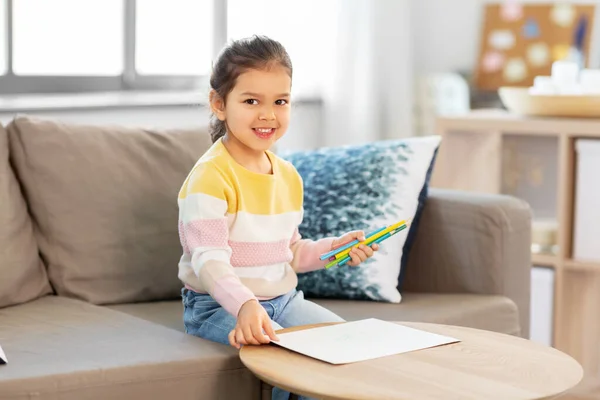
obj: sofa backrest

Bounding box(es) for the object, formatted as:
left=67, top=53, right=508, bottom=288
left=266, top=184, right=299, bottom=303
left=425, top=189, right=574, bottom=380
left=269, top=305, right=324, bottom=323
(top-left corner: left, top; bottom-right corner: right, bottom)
left=0, top=122, right=52, bottom=308
left=7, top=115, right=213, bottom=305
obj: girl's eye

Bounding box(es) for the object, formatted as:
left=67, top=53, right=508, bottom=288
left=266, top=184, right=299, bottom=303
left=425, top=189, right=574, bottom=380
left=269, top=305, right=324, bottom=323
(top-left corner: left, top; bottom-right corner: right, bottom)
left=275, top=99, right=288, bottom=106
left=245, top=99, right=258, bottom=105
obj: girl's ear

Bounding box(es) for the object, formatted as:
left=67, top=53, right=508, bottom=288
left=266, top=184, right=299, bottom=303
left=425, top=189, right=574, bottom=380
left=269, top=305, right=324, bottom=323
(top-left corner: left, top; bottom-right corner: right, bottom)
left=209, top=90, right=226, bottom=121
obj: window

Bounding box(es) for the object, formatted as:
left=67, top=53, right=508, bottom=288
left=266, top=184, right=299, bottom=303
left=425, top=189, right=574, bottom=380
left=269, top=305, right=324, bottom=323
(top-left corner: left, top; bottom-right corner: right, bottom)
left=227, top=0, right=336, bottom=98
left=136, top=0, right=213, bottom=76
left=0, top=0, right=6, bottom=75
left=0, top=0, right=216, bottom=94
left=13, top=0, right=123, bottom=76
left=0, top=0, right=336, bottom=96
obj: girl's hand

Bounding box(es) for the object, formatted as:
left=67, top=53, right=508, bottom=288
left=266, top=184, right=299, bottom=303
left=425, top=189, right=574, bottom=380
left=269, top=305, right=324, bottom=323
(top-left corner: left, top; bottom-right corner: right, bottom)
left=331, top=230, right=379, bottom=267
left=228, top=300, right=279, bottom=349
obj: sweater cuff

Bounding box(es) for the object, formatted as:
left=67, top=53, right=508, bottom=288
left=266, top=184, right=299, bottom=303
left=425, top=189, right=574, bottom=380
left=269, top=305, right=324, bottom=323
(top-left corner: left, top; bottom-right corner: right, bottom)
left=292, top=237, right=336, bottom=273
left=212, top=275, right=258, bottom=317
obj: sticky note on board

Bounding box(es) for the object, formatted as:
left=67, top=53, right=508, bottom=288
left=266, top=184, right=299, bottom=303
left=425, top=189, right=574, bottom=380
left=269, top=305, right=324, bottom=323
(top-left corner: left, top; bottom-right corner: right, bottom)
left=501, top=2, right=523, bottom=22
left=528, top=43, right=550, bottom=67
left=503, top=58, right=528, bottom=82
left=523, top=18, right=540, bottom=39
left=489, top=30, right=516, bottom=50
left=551, top=3, right=576, bottom=27
left=552, top=44, right=570, bottom=61
left=482, top=51, right=505, bottom=72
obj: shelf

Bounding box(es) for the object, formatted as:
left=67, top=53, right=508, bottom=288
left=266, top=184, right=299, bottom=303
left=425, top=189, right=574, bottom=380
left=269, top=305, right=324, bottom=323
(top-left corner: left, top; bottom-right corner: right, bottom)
left=434, top=111, right=600, bottom=376
left=532, top=253, right=559, bottom=268
left=437, top=110, right=600, bottom=137
left=564, top=259, right=600, bottom=271
left=530, top=254, right=600, bottom=271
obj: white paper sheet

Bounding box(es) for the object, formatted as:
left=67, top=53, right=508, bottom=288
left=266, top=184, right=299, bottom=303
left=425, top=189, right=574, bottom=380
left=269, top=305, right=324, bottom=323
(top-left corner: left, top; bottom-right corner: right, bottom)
left=272, top=318, right=460, bottom=364
left=0, top=343, right=6, bottom=364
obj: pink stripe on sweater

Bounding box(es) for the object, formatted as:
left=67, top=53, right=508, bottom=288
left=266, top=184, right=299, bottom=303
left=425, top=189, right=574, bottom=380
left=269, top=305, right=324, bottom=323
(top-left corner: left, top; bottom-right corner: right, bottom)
left=229, top=239, right=293, bottom=267
left=178, top=220, right=190, bottom=254
left=183, top=218, right=228, bottom=251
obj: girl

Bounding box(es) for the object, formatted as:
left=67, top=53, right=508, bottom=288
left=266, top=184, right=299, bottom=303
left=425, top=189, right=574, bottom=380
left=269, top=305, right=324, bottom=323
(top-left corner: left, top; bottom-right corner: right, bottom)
left=177, top=35, right=378, bottom=400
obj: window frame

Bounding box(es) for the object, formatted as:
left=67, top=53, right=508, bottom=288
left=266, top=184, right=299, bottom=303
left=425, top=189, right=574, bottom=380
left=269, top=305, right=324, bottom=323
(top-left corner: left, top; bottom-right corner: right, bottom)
left=0, top=0, right=226, bottom=94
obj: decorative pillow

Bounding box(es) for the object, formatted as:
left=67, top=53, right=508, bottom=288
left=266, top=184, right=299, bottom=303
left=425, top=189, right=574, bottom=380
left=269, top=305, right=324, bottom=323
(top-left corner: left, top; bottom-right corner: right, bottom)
left=282, top=136, right=441, bottom=303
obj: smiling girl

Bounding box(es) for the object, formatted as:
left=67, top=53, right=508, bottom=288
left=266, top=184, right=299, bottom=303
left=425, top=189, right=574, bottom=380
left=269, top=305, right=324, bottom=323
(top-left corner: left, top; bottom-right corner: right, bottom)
left=177, top=35, right=378, bottom=400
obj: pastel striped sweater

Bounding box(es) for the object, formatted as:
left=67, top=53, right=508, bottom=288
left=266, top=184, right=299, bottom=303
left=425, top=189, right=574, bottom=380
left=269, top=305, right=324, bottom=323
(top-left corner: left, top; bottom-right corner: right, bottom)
left=177, top=138, right=335, bottom=317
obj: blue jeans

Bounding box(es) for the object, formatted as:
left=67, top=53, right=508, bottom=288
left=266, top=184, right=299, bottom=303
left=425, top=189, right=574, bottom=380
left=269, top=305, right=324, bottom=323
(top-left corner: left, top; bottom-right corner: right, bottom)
left=182, top=288, right=344, bottom=400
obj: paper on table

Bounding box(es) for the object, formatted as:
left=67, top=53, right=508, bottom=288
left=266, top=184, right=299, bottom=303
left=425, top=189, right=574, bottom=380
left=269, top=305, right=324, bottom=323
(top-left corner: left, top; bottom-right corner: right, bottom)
left=0, top=343, right=6, bottom=364
left=272, top=318, right=459, bottom=365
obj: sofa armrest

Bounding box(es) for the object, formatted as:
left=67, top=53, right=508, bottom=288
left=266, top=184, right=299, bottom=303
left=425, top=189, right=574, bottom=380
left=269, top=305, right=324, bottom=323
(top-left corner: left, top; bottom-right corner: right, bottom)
left=402, top=188, right=532, bottom=337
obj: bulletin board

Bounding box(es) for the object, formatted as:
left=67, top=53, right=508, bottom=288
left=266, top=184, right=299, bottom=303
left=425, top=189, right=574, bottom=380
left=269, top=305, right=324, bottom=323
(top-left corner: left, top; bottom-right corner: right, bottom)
left=474, top=3, right=595, bottom=90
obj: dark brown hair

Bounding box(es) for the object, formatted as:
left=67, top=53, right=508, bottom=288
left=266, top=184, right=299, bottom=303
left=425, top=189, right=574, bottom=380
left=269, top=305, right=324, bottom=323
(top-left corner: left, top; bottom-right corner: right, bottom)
left=209, top=35, right=293, bottom=143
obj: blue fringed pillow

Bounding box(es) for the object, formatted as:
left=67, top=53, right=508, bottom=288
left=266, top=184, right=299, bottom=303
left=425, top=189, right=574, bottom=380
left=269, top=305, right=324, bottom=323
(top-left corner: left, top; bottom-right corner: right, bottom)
left=281, top=136, right=440, bottom=303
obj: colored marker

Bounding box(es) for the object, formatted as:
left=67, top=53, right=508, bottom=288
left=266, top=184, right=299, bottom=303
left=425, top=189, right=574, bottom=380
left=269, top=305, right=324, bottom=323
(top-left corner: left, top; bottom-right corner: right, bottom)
left=327, top=224, right=408, bottom=268
left=331, top=220, right=407, bottom=262
left=319, top=225, right=387, bottom=261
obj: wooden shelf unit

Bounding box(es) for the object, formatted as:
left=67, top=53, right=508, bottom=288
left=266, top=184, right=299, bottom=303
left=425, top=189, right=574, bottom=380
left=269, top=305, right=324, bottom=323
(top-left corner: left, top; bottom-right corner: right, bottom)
left=431, top=109, right=600, bottom=378
left=565, top=259, right=600, bottom=272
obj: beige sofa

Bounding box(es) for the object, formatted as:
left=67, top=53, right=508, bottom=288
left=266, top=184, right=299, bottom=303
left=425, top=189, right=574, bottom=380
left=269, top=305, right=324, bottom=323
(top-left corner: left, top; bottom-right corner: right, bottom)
left=0, top=115, right=532, bottom=400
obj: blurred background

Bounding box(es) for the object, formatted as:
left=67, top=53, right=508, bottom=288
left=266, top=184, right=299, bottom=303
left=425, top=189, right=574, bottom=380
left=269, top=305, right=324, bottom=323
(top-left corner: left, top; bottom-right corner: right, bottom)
left=3, top=0, right=597, bottom=151
left=2, top=1, right=600, bottom=393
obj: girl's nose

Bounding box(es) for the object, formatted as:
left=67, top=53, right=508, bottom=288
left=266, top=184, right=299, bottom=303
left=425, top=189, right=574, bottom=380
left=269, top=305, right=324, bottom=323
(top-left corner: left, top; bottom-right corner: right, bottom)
left=259, top=108, right=276, bottom=121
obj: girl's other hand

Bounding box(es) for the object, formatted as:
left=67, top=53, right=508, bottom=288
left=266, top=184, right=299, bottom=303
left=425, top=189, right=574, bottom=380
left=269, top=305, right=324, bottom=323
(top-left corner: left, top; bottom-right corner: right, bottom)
left=228, top=299, right=279, bottom=349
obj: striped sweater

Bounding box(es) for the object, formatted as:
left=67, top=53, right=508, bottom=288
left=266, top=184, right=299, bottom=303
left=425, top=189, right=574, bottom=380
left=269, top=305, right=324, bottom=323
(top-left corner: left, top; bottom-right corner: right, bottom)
left=177, top=138, right=335, bottom=317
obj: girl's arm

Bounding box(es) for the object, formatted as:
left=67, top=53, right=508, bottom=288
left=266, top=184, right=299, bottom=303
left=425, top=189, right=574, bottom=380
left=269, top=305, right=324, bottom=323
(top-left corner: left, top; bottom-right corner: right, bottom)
left=180, top=164, right=256, bottom=317
left=289, top=228, right=336, bottom=273
left=289, top=228, right=377, bottom=272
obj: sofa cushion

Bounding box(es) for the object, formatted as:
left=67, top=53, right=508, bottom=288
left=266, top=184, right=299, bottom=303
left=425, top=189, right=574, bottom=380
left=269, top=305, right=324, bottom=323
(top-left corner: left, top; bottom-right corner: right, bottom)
left=108, top=292, right=521, bottom=337
left=0, top=296, right=260, bottom=400
left=108, top=299, right=187, bottom=333
left=7, top=115, right=213, bottom=304
left=0, top=124, right=52, bottom=308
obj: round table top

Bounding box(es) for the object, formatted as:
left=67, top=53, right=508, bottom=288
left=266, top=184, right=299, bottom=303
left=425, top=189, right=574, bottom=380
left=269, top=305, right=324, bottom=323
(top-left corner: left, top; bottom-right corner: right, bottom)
left=239, top=322, right=583, bottom=400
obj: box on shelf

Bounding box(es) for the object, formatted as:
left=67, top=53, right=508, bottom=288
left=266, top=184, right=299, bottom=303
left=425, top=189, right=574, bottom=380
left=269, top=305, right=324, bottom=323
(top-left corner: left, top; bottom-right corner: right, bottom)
left=530, top=266, right=554, bottom=346
left=532, top=219, right=558, bottom=256
left=573, top=139, right=600, bottom=262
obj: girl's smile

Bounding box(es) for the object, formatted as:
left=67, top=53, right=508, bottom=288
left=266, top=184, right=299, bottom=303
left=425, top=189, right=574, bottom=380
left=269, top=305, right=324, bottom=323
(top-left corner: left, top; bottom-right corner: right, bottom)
left=253, top=127, right=277, bottom=140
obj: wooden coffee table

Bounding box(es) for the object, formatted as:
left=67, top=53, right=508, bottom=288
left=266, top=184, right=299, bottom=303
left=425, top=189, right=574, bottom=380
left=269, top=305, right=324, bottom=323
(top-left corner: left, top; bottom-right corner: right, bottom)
left=239, top=322, right=583, bottom=400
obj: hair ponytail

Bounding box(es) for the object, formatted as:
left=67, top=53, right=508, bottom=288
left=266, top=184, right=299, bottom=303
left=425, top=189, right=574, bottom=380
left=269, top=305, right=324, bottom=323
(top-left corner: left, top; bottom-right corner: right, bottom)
left=208, top=35, right=292, bottom=144
left=209, top=115, right=227, bottom=143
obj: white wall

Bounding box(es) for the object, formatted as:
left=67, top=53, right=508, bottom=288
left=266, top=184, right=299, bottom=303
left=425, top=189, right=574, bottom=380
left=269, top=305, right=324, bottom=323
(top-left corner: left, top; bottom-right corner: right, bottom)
left=411, top=0, right=485, bottom=76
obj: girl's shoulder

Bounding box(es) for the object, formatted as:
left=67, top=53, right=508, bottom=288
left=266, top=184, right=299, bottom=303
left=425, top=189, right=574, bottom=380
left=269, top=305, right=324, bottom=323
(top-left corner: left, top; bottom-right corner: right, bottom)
left=190, top=141, right=234, bottom=179
left=182, top=154, right=233, bottom=199
left=271, top=152, right=303, bottom=187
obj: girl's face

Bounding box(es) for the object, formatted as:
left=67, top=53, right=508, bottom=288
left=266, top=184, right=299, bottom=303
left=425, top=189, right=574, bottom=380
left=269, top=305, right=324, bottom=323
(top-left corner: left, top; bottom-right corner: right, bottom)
left=212, top=65, right=291, bottom=153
